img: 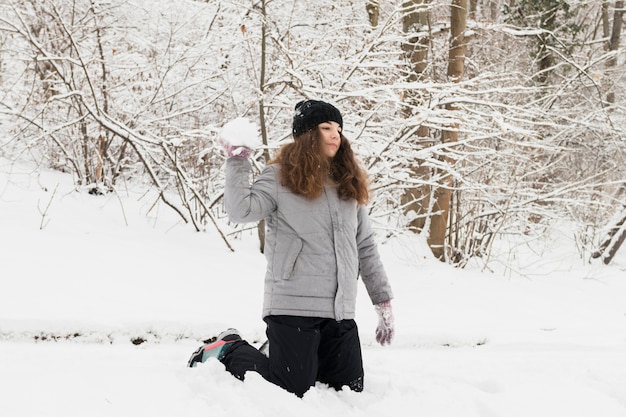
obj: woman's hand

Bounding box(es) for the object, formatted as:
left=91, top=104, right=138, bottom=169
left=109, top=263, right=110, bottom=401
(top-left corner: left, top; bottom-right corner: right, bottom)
left=374, top=300, right=394, bottom=346
left=219, top=138, right=253, bottom=159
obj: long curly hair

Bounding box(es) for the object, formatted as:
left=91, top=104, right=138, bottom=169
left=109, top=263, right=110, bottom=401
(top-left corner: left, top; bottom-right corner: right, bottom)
left=269, top=128, right=370, bottom=205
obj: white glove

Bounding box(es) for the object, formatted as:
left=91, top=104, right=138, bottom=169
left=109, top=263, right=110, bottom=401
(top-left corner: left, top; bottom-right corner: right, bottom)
left=374, top=300, right=394, bottom=346
left=218, top=138, right=253, bottom=158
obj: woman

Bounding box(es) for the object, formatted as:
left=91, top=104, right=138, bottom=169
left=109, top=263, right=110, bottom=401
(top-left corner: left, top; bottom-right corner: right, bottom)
left=188, top=100, right=394, bottom=397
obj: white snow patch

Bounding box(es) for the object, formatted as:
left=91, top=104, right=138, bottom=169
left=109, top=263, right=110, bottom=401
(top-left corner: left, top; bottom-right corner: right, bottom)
left=220, top=117, right=262, bottom=149
left=1, top=157, right=626, bottom=416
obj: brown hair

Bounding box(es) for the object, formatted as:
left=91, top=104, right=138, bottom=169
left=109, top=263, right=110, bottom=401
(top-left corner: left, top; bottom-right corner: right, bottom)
left=269, top=128, right=370, bottom=205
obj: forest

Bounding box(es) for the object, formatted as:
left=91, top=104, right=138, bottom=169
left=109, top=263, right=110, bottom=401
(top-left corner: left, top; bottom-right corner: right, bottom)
left=1, top=0, right=625, bottom=269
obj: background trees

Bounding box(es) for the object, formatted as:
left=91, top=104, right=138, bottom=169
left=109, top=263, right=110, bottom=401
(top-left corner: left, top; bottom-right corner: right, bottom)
left=0, top=0, right=624, bottom=269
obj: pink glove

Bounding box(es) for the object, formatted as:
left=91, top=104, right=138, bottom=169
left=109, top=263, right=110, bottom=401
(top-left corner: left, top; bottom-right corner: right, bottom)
left=218, top=138, right=253, bottom=159
left=374, top=300, right=394, bottom=346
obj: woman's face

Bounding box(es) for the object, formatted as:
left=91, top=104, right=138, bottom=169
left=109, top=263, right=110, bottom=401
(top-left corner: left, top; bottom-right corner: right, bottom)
left=318, top=121, right=342, bottom=158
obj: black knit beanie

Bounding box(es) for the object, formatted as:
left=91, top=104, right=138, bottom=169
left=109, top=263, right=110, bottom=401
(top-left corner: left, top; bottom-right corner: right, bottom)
left=292, top=100, right=343, bottom=138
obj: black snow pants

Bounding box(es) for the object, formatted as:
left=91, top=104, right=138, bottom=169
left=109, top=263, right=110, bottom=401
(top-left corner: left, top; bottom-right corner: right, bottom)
left=220, top=315, right=364, bottom=397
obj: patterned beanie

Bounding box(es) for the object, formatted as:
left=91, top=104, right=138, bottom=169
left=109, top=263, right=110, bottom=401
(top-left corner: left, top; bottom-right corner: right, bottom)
left=292, top=100, right=343, bottom=138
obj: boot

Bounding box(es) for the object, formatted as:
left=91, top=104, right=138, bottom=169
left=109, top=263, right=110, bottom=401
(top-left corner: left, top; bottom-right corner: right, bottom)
left=187, top=328, right=241, bottom=367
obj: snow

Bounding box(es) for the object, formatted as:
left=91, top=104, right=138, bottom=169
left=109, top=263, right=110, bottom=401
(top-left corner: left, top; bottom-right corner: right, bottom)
left=220, top=117, right=262, bottom=149
left=1, top=158, right=626, bottom=416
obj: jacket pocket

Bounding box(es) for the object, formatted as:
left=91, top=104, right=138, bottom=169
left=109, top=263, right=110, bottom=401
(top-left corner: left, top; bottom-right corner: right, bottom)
left=273, top=236, right=303, bottom=280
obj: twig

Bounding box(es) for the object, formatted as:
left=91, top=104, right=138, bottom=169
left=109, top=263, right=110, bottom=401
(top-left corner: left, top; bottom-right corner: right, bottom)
left=38, top=183, right=59, bottom=230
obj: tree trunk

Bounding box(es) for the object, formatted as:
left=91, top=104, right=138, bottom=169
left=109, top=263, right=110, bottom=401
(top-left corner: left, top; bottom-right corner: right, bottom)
left=448, top=0, right=468, bottom=82
left=257, top=0, right=268, bottom=253
left=366, top=1, right=380, bottom=29
left=605, top=0, right=623, bottom=104
left=429, top=0, right=467, bottom=260
left=400, top=0, right=432, bottom=234
left=469, top=0, right=477, bottom=20
left=401, top=0, right=430, bottom=81
left=592, top=210, right=626, bottom=264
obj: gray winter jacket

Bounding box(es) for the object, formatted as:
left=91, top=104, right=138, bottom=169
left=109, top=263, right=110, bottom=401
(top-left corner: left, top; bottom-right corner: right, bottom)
left=225, top=157, right=393, bottom=321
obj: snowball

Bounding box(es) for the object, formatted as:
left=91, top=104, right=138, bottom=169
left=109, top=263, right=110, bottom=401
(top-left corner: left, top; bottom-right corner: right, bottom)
left=220, top=117, right=261, bottom=149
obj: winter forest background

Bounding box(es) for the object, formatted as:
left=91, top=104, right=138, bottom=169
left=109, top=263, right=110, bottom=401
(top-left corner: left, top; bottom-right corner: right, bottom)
left=0, top=0, right=625, bottom=270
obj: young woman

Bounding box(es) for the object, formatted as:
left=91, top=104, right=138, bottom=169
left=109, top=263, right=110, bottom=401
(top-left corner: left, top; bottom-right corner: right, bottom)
left=188, top=100, right=394, bottom=397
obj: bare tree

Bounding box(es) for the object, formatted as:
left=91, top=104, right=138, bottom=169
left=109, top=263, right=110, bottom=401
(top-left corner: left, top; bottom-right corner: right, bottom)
left=399, top=1, right=435, bottom=241
left=603, top=0, right=624, bottom=104
left=432, top=0, right=468, bottom=261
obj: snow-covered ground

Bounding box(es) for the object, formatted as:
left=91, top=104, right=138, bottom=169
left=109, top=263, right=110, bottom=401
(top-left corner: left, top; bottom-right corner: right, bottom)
left=1, top=158, right=625, bottom=416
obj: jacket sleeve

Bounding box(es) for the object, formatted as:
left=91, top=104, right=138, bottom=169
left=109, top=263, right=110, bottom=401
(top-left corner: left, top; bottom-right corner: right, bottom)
left=356, top=205, right=394, bottom=305
left=224, top=157, right=277, bottom=223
